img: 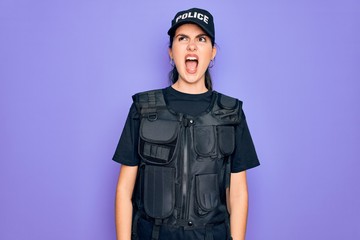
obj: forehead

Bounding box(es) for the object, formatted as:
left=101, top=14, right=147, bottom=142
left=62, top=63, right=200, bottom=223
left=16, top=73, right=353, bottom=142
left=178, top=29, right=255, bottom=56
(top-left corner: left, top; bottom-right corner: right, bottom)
left=174, top=23, right=207, bottom=36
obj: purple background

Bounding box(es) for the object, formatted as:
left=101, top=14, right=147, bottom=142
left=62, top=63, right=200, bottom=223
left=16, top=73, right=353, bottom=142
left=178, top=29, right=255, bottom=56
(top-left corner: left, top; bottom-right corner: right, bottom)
left=1, top=0, right=359, bottom=239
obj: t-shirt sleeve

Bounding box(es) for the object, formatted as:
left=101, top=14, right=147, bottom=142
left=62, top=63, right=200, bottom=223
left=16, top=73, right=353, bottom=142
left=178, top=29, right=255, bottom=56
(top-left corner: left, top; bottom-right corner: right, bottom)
left=112, top=103, right=141, bottom=166
left=230, top=110, right=260, bottom=173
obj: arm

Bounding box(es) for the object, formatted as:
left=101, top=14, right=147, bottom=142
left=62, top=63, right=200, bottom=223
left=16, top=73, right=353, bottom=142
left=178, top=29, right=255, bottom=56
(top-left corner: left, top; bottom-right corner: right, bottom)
left=115, top=165, right=138, bottom=240
left=228, top=171, right=249, bottom=240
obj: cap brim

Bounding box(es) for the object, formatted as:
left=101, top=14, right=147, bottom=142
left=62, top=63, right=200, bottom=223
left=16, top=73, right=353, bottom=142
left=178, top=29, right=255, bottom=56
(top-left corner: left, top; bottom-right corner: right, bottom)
left=167, top=20, right=214, bottom=40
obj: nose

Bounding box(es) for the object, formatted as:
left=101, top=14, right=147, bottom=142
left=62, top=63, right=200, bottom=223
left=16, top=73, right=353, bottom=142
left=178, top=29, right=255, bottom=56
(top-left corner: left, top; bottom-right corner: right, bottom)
left=187, top=40, right=197, bottom=51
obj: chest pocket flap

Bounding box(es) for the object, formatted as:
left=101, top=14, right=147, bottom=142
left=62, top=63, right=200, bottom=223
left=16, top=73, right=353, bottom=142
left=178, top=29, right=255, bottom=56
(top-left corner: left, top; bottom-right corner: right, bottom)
left=139, top=118, right=180, bottom=165
left=140, top=119, right=179, bottom=143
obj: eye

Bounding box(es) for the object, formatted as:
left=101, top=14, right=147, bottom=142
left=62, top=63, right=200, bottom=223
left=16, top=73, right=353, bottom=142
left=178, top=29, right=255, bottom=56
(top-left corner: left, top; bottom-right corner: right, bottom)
left=178, top=36, right=188, bottom=41
left=198, top=36, right=207, bottom=42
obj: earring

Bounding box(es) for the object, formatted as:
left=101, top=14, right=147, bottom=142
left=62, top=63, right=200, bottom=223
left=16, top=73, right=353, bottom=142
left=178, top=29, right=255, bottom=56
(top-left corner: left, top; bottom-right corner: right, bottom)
left=209, top=59, right=215, bottom=68
left=170, top=59, right=175, bottom=67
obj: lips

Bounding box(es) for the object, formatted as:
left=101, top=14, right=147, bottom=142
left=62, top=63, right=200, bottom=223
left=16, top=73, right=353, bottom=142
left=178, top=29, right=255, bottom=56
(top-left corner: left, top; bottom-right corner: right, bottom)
left=185, top=54, right=198, bottom=74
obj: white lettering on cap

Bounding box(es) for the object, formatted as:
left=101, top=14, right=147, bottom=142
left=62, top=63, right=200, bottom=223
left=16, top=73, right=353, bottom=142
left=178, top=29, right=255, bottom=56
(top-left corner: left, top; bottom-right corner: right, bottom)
left=175, top=11, right=209, bottom=24
left=204, top=15, right=209, bottom=24
left=175, top=15, right=182, bottom=22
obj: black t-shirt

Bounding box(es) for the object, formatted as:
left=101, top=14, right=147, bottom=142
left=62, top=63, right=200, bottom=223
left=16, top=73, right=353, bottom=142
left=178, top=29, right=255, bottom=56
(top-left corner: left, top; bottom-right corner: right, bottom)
left=113, top=87, right=260, bottom=173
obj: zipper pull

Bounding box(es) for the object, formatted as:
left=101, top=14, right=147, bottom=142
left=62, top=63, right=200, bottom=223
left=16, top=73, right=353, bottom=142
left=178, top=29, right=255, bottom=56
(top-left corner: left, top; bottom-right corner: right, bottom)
left=182, top=118, right=195, bottom=127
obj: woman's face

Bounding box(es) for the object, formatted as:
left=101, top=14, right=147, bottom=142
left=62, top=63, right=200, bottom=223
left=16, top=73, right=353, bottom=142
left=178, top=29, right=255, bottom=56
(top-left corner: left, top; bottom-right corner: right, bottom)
left=169, top=23, right=216, bottom=89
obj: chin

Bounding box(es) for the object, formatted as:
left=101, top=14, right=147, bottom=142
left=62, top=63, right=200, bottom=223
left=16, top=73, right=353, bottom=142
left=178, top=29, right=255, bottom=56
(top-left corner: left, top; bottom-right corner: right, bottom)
left=183, top=75, right=202, bottom=83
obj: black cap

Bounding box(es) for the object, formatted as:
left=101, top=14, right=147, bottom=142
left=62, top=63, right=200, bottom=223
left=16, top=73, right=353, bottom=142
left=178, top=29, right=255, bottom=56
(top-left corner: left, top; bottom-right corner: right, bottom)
left=167, top=8, right=215, bottom=43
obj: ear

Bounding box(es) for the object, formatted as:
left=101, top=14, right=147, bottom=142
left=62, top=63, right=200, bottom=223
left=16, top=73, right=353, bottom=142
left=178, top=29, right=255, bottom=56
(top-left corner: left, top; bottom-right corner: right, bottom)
left=168, top=48, right=173, bottom=60
left=211, top=45, right=217, bottom=60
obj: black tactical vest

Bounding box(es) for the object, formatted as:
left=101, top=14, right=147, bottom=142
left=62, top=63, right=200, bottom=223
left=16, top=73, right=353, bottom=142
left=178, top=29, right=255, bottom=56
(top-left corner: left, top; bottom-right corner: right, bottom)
left=131, top=89, right=242, bottom=239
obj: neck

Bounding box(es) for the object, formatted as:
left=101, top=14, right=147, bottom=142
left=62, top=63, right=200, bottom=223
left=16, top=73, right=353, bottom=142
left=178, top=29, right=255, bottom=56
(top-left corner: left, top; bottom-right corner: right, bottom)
left=172, top=80, right=208, bottom=94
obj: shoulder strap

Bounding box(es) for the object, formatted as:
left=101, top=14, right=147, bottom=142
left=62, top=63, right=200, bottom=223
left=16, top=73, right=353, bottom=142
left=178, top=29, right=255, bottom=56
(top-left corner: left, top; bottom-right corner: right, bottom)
left=215, top=91, right=242, bottom=110
left=132, top=89, right=167, bottom=118
left=212, top=92, right=243, bottom=123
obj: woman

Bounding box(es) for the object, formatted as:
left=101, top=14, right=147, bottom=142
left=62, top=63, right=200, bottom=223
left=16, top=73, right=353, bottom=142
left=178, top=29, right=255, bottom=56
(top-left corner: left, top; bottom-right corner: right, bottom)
left=113, top=8, right=260, bottom=240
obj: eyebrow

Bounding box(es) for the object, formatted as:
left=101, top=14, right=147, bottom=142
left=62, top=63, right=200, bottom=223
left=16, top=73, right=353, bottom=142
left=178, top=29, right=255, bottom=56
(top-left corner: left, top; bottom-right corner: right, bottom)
left=175, top=33, right=209, bottom=39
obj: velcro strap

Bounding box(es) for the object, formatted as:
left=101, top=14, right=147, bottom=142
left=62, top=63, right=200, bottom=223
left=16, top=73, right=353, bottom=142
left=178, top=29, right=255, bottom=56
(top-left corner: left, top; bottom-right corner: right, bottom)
left=143, top=143, right=170, bottom=162
left=151, top=219, right=162, bottom=240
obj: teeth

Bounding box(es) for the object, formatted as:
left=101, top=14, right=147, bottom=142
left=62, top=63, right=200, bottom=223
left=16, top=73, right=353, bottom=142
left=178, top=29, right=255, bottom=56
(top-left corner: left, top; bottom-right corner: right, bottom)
left=186, top=57, right=197, bottom=61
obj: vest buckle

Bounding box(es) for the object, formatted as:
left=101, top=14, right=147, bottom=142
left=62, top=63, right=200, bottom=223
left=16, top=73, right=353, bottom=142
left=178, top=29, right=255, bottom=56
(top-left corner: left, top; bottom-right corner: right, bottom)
left=147, top=113, right=158, bottom=121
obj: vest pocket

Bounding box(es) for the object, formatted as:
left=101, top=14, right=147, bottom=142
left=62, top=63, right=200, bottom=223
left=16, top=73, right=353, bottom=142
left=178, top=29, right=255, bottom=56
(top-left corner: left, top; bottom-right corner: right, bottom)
left=195, top=174, right=220, bottom=215
left=139, top=118, right=179, bottom=164
left=144, top=165, right=175, bottom=219
left=193, top=125, right=217, bottom=157
left=217, top=126, right=235, bottom=156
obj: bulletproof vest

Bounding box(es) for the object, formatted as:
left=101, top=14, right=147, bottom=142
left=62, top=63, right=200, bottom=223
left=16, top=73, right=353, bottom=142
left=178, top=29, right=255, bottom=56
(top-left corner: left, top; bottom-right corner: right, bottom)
left=131, top=89, right=242, bottom=238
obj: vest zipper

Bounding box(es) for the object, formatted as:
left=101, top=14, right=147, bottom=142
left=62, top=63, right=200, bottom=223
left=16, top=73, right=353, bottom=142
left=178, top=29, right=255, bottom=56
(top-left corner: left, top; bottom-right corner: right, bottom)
left=180, top=118, right=191, bottom=220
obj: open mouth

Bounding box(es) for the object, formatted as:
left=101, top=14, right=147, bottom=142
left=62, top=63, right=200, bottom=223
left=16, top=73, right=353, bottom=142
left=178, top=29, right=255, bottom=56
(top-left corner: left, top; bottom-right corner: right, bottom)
left=185, top=55, right=198, bottom=74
